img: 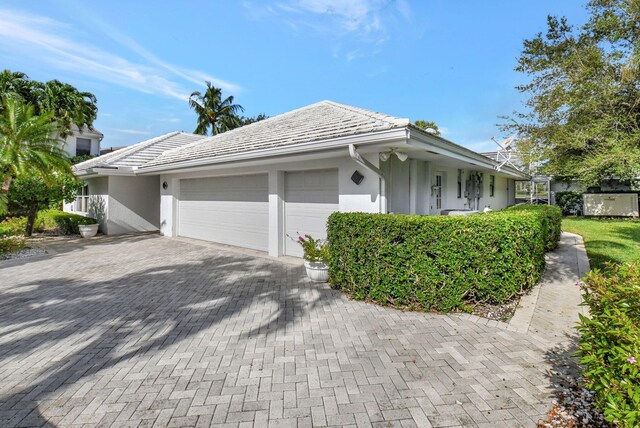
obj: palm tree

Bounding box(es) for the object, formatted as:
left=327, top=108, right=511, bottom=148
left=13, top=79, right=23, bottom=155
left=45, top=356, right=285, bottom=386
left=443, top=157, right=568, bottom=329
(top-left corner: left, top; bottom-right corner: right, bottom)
left=33, top=80, right=98, bottom=138
left=0, top=70, right=35, bottom=107
left=189, top=82, right=244, bottom=135
left=0, top=97, right=71, bottom=213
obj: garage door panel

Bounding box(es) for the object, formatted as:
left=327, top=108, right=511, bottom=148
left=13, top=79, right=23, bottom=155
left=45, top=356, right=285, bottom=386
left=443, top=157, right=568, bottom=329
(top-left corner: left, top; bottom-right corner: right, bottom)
left=178, top=174, right=268, bottom=252
left=284, top=169, right=339, bottom=257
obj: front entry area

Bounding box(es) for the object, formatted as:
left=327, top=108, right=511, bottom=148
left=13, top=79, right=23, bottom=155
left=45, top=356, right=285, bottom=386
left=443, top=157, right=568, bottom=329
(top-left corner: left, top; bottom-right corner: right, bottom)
left=284, top=169, right=339, bottom=257
left=177, top=174, right=269, bottom=252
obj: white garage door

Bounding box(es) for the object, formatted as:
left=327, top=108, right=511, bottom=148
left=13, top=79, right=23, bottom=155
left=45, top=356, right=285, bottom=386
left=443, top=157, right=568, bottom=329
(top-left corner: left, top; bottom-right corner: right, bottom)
left=178, top=174, right=269, bottom=251
left=284, top=169, right=339, bottom=257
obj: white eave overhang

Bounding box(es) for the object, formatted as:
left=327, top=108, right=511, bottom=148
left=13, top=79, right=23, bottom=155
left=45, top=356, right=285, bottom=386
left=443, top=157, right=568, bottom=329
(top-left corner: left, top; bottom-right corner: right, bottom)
left=74, top=166, right=136, bottom=177
left=408, top=129, right=529, bottom=179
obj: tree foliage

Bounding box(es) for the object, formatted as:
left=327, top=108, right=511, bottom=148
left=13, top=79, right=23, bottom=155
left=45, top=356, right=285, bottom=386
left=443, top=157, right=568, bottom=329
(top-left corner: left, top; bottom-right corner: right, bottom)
left=0, top=70, right=98, bottom=137
left=412, top=119, right=441, bottom=136
left=0, top=98, right=71, bottom=213
left=189, top=82, right=244, bottom=135
left=8, top=171, right=81, bottom=236
left=240, top=113, right=268, bottom=126
left=503, top=0, right=640, bottom=185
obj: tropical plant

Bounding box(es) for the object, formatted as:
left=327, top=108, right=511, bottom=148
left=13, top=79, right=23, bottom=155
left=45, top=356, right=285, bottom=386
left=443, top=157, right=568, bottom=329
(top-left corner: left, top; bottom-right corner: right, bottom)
left=32, top=80, right=98, bottom=138
left=0, top=70, right=98, bottom=138
left=293, top=234, right=330, bottom=263
left=413, top=120, right=441, bottom=136
left=8, top=172, right=82, bottom=236
left=240, top=113, right=269, bottom=126
left=0, top=97, right=71, bottom=213
left=0, top=70, right=35, bottom=106
left=189, top=82, right=244, bottom=135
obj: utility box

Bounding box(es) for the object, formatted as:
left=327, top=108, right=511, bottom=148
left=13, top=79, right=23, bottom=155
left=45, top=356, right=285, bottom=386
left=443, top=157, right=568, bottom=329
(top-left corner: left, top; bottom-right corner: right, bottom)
left=583, top=193, right=639, bottom=217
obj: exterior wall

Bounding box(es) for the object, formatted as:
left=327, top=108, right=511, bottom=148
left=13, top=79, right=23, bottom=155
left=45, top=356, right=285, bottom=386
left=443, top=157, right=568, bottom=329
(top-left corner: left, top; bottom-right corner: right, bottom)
left=159, top=154, right=382, bottom=256
left=386, top=161, right=515, bottom=214
left=107, top=176, right=160, bottom=235
left=61, top=128, right=102, bottom=158
left=87, top=177, right=109, bottom=233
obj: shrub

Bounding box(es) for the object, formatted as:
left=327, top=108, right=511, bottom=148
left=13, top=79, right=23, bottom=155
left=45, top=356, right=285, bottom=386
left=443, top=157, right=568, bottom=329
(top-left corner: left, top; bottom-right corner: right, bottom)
left=555, top=191, right=584, bottom=215
left=0, top=236, right=25, bottom=256
left=577, top=261, right=640, bottom=427
left=35, top=210, right=97, bottom=235
left=0, top=216, right=28, bottom=237
left=292, top=234, right=330, bottom=262
left=327, top=211, right=546, bottom=312
left=505, top=204, right=562, bottom=251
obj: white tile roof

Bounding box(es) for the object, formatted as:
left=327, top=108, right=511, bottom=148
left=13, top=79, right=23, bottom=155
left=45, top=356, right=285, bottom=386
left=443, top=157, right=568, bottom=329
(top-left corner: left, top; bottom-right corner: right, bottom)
left=73, top=131, right=205, bottom=173
left=140, top=100, right=410, bottom=170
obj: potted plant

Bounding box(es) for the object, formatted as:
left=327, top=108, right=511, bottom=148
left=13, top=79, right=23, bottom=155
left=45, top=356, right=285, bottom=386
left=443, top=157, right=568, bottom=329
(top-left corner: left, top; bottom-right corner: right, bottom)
left=78, top=218, right=99, bottom=238
left=295, top=234, right=330, bottom=282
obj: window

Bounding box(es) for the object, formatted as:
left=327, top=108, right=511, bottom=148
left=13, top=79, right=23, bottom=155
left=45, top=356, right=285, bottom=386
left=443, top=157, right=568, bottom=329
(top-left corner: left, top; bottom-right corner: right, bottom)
left=76, top=138, right=92, bottom=156
left=75, top=184, right=89, bottom=212
left=457, top=169, right=463, bottom=198
left=489, top=175, right=495, bottom=197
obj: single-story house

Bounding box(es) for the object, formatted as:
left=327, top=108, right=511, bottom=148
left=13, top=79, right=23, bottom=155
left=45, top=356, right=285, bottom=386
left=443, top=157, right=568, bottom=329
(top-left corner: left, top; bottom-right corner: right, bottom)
left=68, top=100, right=528, bottom=257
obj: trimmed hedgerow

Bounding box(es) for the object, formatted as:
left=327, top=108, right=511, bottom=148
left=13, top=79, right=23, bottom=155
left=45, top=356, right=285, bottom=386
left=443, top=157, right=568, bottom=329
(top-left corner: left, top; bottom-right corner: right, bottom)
left=505, top=204, right=562, bottom=251
left=577, top=260, right=640, bottom=428
left=327, top=211, right=547, bottom=312
left=35, top=210, right=97, bottom=235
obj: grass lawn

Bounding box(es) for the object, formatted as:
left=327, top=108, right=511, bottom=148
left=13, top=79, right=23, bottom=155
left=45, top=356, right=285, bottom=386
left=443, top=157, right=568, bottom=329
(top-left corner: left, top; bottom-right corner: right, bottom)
left=562, top=217, right=640, bottom=270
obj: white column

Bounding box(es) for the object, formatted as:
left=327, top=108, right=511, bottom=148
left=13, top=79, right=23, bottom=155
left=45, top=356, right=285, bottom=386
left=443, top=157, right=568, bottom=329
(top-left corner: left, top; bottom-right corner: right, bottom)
left=409, top=159, right=418, bottom=214
left=268, top=170, right=284, bottom=257
left=160, top=175, right=179, bottom=237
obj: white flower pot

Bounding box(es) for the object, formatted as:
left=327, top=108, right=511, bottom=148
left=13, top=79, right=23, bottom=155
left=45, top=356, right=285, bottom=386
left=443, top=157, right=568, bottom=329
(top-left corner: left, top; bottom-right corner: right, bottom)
left=304, top=260, right=329, bottom=282
left=78, top=224, right=99, bottom=238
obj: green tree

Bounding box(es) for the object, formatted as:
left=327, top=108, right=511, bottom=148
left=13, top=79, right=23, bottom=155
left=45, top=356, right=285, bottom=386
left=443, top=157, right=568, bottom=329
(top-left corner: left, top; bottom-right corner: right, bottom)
left=189, top=82, right=244, bottom=135
left=8, top=172, right=81, bottom=236
left=0, top=98, right=71, bottom=213
left=0, top=70, right=35, bottom=106
left=413, top=120, right=441, bottom=136
left=503, top=0, right=640, bottom=185
left=0, top=70, right=98, bottom=138
left=33, top=80, right=98, bottom=138
left=240, top=113, right=268, bottom=126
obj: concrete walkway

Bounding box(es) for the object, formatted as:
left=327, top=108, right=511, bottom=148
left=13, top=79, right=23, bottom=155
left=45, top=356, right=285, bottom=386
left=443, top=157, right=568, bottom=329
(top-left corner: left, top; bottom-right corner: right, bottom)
left=0, top=232, right=588, bottom=428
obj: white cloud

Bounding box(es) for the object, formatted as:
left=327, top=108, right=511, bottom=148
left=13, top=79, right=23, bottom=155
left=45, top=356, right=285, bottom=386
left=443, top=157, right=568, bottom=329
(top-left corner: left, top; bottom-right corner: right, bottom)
left=0, top=8, right=242, bottom=101
left=250, top=0, right=410, bottom=57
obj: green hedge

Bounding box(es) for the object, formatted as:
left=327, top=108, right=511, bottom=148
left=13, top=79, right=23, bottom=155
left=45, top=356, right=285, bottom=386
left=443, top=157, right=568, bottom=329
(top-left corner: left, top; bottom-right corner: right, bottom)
left=505, top=204, right=562, bottom=251
left=35, top=210, right=97, bottom=235
left=578, top=261, right=640, bottom=427
left=327, top=211, right=548, bottom=312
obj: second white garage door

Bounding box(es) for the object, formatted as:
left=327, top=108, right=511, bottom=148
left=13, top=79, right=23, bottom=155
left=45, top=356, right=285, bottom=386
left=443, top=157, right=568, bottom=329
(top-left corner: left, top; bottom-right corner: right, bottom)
left=178, top=174, right=269, bottom=251
left=284, top=169, right=339, bottom=257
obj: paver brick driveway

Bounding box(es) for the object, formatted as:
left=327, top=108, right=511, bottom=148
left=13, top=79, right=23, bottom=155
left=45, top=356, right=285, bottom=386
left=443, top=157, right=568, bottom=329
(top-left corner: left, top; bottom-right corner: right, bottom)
left=0, top=234, right=571, bottom=427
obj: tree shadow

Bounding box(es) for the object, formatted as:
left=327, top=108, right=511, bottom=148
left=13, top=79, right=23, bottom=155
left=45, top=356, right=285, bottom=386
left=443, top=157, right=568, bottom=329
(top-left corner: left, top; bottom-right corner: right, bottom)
left=0, top=237, right=336, bottom=427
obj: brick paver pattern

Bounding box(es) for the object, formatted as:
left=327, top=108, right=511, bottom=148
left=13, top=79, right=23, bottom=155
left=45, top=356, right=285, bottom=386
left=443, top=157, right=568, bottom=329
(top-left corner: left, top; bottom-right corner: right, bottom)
left=0, top=235, right=574, bottom=427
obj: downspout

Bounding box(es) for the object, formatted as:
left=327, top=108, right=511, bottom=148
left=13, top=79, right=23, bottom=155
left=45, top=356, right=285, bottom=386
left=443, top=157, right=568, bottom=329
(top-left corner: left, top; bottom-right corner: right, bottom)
left=348, top=144, right=387, bottom=213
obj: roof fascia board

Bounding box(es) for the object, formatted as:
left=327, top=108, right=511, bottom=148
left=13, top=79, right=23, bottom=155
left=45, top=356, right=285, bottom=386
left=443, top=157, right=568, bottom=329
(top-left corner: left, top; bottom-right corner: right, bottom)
left=76, top=167, right=136, bottom=177
left=408, top=131, right=528, bottom=179
left=136, top=128, right=409, bottom=174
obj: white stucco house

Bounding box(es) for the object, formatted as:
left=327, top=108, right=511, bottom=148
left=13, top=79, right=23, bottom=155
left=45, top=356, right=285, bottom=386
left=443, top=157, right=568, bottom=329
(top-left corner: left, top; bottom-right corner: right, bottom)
left=68, top=101, right=527, bottom=257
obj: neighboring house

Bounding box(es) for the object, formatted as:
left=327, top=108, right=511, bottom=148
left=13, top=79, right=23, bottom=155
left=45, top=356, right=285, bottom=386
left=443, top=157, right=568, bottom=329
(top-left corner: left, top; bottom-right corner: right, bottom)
left=61, top=125, right=103, bottom=158
left=69, top=101, right=527, bottom=257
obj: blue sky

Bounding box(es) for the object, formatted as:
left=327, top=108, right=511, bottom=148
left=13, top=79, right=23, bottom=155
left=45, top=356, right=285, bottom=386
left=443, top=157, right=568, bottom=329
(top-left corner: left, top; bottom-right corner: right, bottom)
left=0, top=1, right=588, bottom=152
